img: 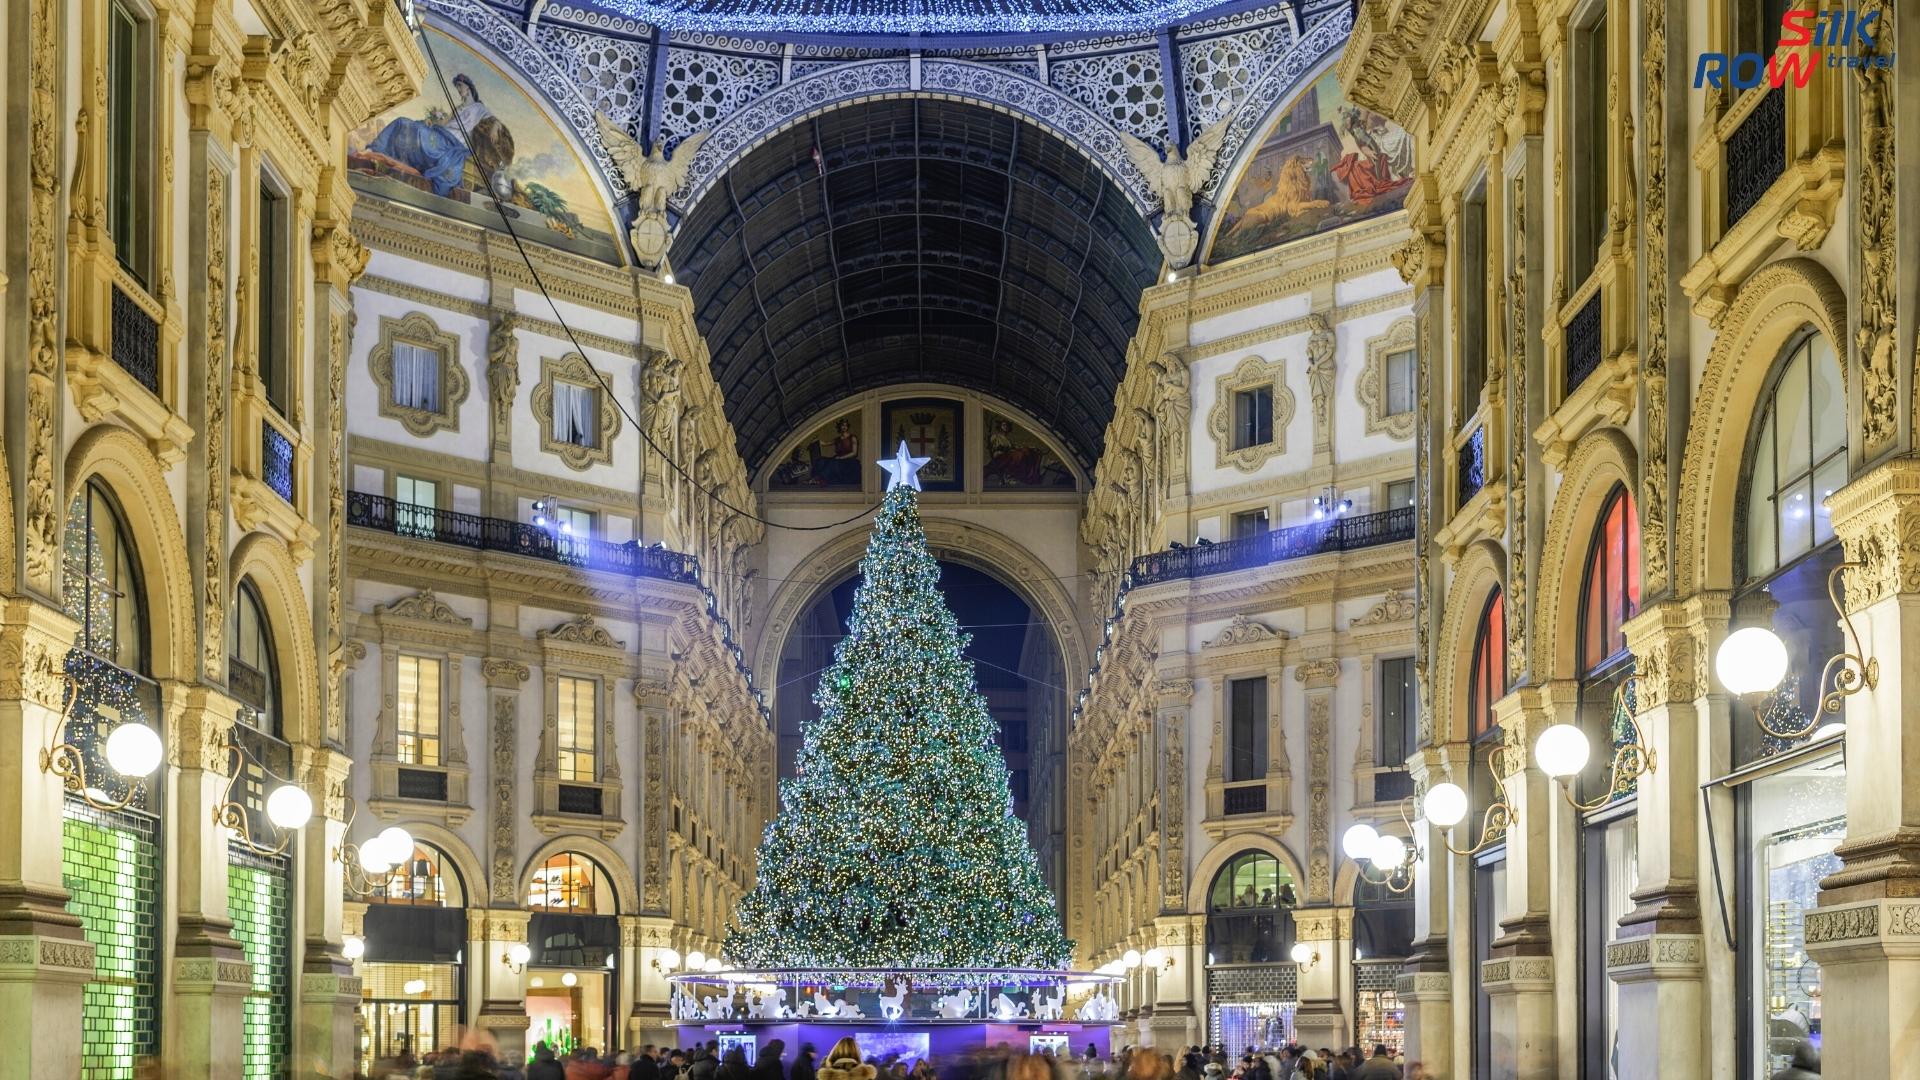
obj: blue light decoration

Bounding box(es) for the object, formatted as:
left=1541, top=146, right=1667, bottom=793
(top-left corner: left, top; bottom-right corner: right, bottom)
left=579, top=0, right=1240, bottom=36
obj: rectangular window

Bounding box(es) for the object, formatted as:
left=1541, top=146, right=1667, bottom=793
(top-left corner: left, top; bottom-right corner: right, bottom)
left=553, top=383, right=599, bottom=448
left=1460, top=179, right=1489, bottom=415
left=1233, top=387, right=1274, bottom=450
left=1740, top=754, right=1844, bottom=1075
left=555, top=506, right=594, bottom=539
left=394, top=475, right=438, bottom=508
left=1227, top=676, right=1268, bottom=782
left=1386, top=349, right=1415, bottom=414
left=1570, top=9, right=1610, bottom=287
left=258, top=183, right=288, bottom=414
left=1231, top=508, right=1270, bottom=540
left=1386, top=479, right=1416, bottom=509
left=1379, top=656, right=1417, bottom=767
left=1736, top=0, right=1793, bottom=69
left=395, top=655, right=442, bottom=766
left=394, top=475, right=438, bottom=538
left=108, top=0, right=152, bottom=285
left=556, top=676, right=597, bottom=782
left=392, top=342, right=443, bottom=412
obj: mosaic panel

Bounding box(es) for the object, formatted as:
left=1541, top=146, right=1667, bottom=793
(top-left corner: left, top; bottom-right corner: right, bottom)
left=229, top=846, right=293, bottom=1080
left=63, top=802, right=161, bottom=1079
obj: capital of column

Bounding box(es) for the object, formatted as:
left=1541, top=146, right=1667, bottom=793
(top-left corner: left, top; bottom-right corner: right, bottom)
left=1621, top=598, right=1726, bottom=713
left=1603, top=933, right=1704, bottom=985
left=0, top=597, right=80, bottom=710
left=1829, top=454, right=1920, bottom=613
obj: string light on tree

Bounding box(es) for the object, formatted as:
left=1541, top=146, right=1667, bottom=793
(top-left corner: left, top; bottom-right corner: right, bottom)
left=725, top=456, right=1071, bottom=970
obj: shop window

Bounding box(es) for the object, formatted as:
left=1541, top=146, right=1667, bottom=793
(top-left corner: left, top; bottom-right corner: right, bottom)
left=1206, top=851, right=1297, bottom=964
left=1471, top=854, right=1508, bottom=1080
left=64, top=482, right=148, bottom=672
left=529, top=851, right=613, bottom=914
left=1582, top=813, right=1639, bottom=1079
left=1576, top=486, right=1640, bottom=803
left=367, top=844, right=461, bottom=907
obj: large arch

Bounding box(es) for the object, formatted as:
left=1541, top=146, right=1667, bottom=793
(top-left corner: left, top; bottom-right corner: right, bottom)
left=1675, top=257, right=1850, bottom=596
left=520, top=834, right=640, bottom=917
left=1432, top=538, right=1508, bottom=746
left=62, top=426, right=196, bottom=682
left=1185, top=833, right=1308, bottom=914
left=753, top=515, right=1089, bottom=712
left=1533, top=427, right=1639, bottom=683
left=229, top=534, right=322, bottom=746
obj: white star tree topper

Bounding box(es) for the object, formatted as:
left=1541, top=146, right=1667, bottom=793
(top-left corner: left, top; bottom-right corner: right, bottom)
left=878, top=439, right=931, bottom=491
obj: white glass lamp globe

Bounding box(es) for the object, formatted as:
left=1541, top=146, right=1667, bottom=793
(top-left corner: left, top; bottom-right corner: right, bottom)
left=341, top=935, right=366, bottom=961
left=1144, top=947, right=1166, bottom=968
left=507, top=943, right=533, bottom=966
left=357, top=837, right=396, bottom=876
left=403, top=979, right=427, bottom=995
left=266, top=785, right=313, bottom=830
left=1289, top=943, right=1314, bottom=965
left=703, top=957, right=722, bottom=973
left=1341, top=822, right=1380, bottom=861
left=1422, top=782, right=1470, bottom=829
left=1371, top=834, right=1407, bottom=870
left=1534, top=723, right=1592, bottom=780
left=1717, top=626, right=1790, bottom=696
left=374, top=827, right=414, bottom=865
left=105, top=722, right=163, bottom=777
left=659, top=947, right=682, bottom=971
left=1122, top=949, right=1142, bottom=968
left=562, top=972, right=579, bottom=987
left=530, top=976, right=545, bottom=988
left=685, top=950, right=707, bottom=971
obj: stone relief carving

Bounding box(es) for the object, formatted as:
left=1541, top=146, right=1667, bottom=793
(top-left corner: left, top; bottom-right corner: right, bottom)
left=1205, top=613, right=1284, bottom=648
left=377, top=589, right=473, bottom=627
left=1351, top=588, right=1415, bottom=626
left=538, top=613, right=626, bottom=649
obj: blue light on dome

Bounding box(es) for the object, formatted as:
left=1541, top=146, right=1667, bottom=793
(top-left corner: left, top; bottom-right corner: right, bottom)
left=582, top=0, right=1242, bottom=36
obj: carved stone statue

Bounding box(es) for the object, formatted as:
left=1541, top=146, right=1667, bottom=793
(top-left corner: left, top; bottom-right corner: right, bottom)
left=1306, top=313, right=1336, bottom=440
left=640, top=349, right=684, bottom=446
left=487, top=313, right=518, bottom=440
left=595, top=112, right=710, bottom=271
left=1118, top=116, right=1233, bottom=269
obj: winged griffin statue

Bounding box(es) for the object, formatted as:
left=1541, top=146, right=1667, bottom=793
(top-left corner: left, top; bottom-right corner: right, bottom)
left=1118, top=114, right=1233, bottom=270
left=594, top=112, right=711, bottom=271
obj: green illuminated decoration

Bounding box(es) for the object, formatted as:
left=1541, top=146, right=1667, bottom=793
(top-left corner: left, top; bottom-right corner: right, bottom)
left=229, top=850, right=292, bottom=1079
left=63, top=805, right=160, bottom=1079
left=726, top=482, right=1070, bottom=968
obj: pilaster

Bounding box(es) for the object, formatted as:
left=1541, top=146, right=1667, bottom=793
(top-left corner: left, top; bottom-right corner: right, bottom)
left=478, top=908, right=534, bottom=1063
left=297, top=746, right=358, bottom=1077
left=169, top=685, right=249, bottom=1080
left=1290, top=905, right=1349, bottom=1053
left=1401, top=743, right=1469, bottom=1077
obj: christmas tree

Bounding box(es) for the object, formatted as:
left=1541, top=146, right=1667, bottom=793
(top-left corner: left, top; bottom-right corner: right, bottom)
left=725, top=444, right=1072, bottom=970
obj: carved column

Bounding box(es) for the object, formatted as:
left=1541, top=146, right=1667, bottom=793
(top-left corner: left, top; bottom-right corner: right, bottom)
left=483, top=659, right=530, bottom=905
left=476, top=910, right=533, bottom=1064
left=296, top=746, right=360, bottom=1077
left=1803, top=458, right=1920, bottom=1076
left=1306, top=313, right=1336, bottom=467
left=1608, top=600, right=1719, bottom=1078
left=171, top=687, right=250, bottom=1080
left=0, top=602, right=92, bottom=1080
left=1483, top=685, right=1572, bottom=1080
left=1299, top=660, right=1340, bottom=903
left=1402, top=742, right=1469, bottom=1080
left=1291, top=906, right=1348, bottom=1051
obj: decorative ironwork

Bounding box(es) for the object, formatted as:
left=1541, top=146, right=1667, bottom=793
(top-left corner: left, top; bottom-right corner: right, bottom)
left=1726, top=87, right=1785, bottom=230
left=397, top=768, right=449, bottom=802
left=1455, top=428, right=1486, bottom=509
left=54, top=651, right=164, bottom=813
left=1128, top=505, right=1414, bottom=585
left=261, top=422, right=295, bottom=504
left=111, top=287, right=161, bottom=394
left=1373, top=769, right=1415, bottom=804
left=1564, top=291, right=1603, bottom=396
left=1224, top=784, right=1268, bottom=816
left=557, top=784, right=604, bottom=816
left=348, top=492, right=704, bottom=584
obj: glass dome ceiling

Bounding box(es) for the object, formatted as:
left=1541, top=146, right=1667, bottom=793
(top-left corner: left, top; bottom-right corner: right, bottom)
left=582, top=0, right=1248, bottom=37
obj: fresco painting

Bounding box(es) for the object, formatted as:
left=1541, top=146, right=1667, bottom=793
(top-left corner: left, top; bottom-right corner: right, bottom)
left=771, top=411, right=865, bottom=490
left=983, top=411, right=1075, bottom=489
left=1208, top=71, right=1415, bottom=264
left=348, top=27, right=621, bottom=263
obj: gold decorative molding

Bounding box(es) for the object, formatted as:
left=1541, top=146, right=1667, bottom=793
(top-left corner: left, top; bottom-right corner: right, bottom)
left=1207, top=354, right=1296, bottom=473
left=1357, top=317, right=1417, bottom=440
left=368, top=311, right=469, bottom=438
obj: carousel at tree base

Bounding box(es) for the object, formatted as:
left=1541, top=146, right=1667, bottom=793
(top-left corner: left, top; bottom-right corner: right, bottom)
left=667, top=445, right=1118, bottom=1059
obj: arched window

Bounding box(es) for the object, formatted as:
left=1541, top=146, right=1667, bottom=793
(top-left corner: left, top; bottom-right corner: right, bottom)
left=529, top=851, right=614, bottom=914
left=230, top=578, right=281, bottom=736
left=1468, top=589, right=1505, bottom=739
left=63, top=482, right=146, bottom=671
left=368, top=843, right=466, bottom=907
left=1205, top=851, right=1297, bottom=965
left=1745, top=331, right=1846, bottom=581
left=1579, top=486, right=1641, bottom=674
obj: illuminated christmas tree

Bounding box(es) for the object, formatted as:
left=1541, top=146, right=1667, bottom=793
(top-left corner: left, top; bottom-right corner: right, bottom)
left=725, top=444, right=1072, bottom=969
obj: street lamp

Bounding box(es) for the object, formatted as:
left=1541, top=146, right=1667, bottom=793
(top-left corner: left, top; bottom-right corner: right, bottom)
left=1714, top=562, right=1876, bottom=739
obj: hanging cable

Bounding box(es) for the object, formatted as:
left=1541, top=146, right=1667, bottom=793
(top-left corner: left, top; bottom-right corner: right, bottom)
left=412, top=27, right=882, bottom=534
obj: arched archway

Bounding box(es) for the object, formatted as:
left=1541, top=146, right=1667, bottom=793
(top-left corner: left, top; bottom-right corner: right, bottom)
left=1535, top=427, right=1639, bottom=684
left=63, top=425, right=195, bottom=682
left=230, top=534, right=321, bottom=745
left=1432, top=539, right=1508, bottom=746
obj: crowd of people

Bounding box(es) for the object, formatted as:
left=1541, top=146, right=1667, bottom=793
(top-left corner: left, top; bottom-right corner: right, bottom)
left=370, top=1034, right=1421, bottom=1080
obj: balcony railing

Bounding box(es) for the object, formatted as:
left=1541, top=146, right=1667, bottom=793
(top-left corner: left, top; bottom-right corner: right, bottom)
left=1224, top=783, right=1268, bottom=816
left=1564, top=290, right=1603, bottom=396
left=347, top=491, right=703, bottom=584
left=262, top=422, right=295, bottom=504
left=111, top=286, right=161, bottom=394
left=1726, top=86, right=1785, bottom=230
left=1456, top=426, right=1486, bottom=508
left=1128, top=505, right=1415, bottom=586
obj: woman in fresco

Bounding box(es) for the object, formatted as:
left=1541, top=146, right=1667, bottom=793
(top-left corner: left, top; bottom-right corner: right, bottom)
left=360, top=73, right=516, bottom=198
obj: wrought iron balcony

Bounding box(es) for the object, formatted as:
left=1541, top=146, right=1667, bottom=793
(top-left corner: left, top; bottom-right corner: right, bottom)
left=1223, top=783, right=1268, bottom=816
left=1127, top=505, right=1414, bottom=586
left=262, top=422, right=296, bottom=504
left=111, top=286, right=161, bottom=394
left=347, top=491, right=703, bottom=584
left=1564, top=290, right=1603, bottom=396
left=1456, top=426, right=1486, bottom=508
left=1726, top=86, right=1785, bottom=230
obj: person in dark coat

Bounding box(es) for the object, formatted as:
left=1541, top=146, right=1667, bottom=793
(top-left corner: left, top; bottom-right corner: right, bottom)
left=630, top=1048, right=661, bottom=1080
left=790, top=1044, right=818, bottom=1080
left=1347, top=1046, right=1398, bottom=1080
left=718, top=1048, right=753, bottom=1080
left=691, top=1046, right=721, bottom=1080
left=1769, top=1040, right=1820, bottom=1080
left=528, top=1045, right=568, bottom=1080
left=753, top=1040, right=788, bottom=1080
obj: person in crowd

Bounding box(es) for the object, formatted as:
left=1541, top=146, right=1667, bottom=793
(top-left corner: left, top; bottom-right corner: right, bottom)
left=691, top=1044, right=722, bottom=1080
left=668, top=1049, right=692, bottom=1080
left=791, top=1043, right=818, bottom=1080
left=566, top=1047, right=613, bottom=1080
left=717, top=1047, right=752, bottom=1080
left=529, top=1044, right=568, bottom=1080
left=817, top=1038, right=878, bottom=1080
left=1348, top=1046, right=1397, bottom=1080
left=753, top=1039, right=789, bottom=1080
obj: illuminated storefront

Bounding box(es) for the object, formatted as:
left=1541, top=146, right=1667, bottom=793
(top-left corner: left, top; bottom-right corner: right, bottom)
left=358, top=844, right=468, bottom=1072
left=1205, top=852, right=1299, bottom=1050
left=526, top=851, right=620, bottom=1053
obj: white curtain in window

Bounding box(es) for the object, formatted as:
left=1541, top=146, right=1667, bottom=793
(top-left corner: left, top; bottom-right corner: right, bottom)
left=395, top=344, right=440, bottom=412
left=557, top=383, right=596, bottom=447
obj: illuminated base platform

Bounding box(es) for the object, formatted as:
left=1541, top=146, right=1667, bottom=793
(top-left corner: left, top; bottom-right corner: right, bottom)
left=666, top=968, right=1119, bottom=1061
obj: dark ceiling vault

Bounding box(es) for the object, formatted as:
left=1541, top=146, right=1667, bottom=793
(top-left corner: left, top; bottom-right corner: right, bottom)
left=672, top=98, right=1162, bottom=474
